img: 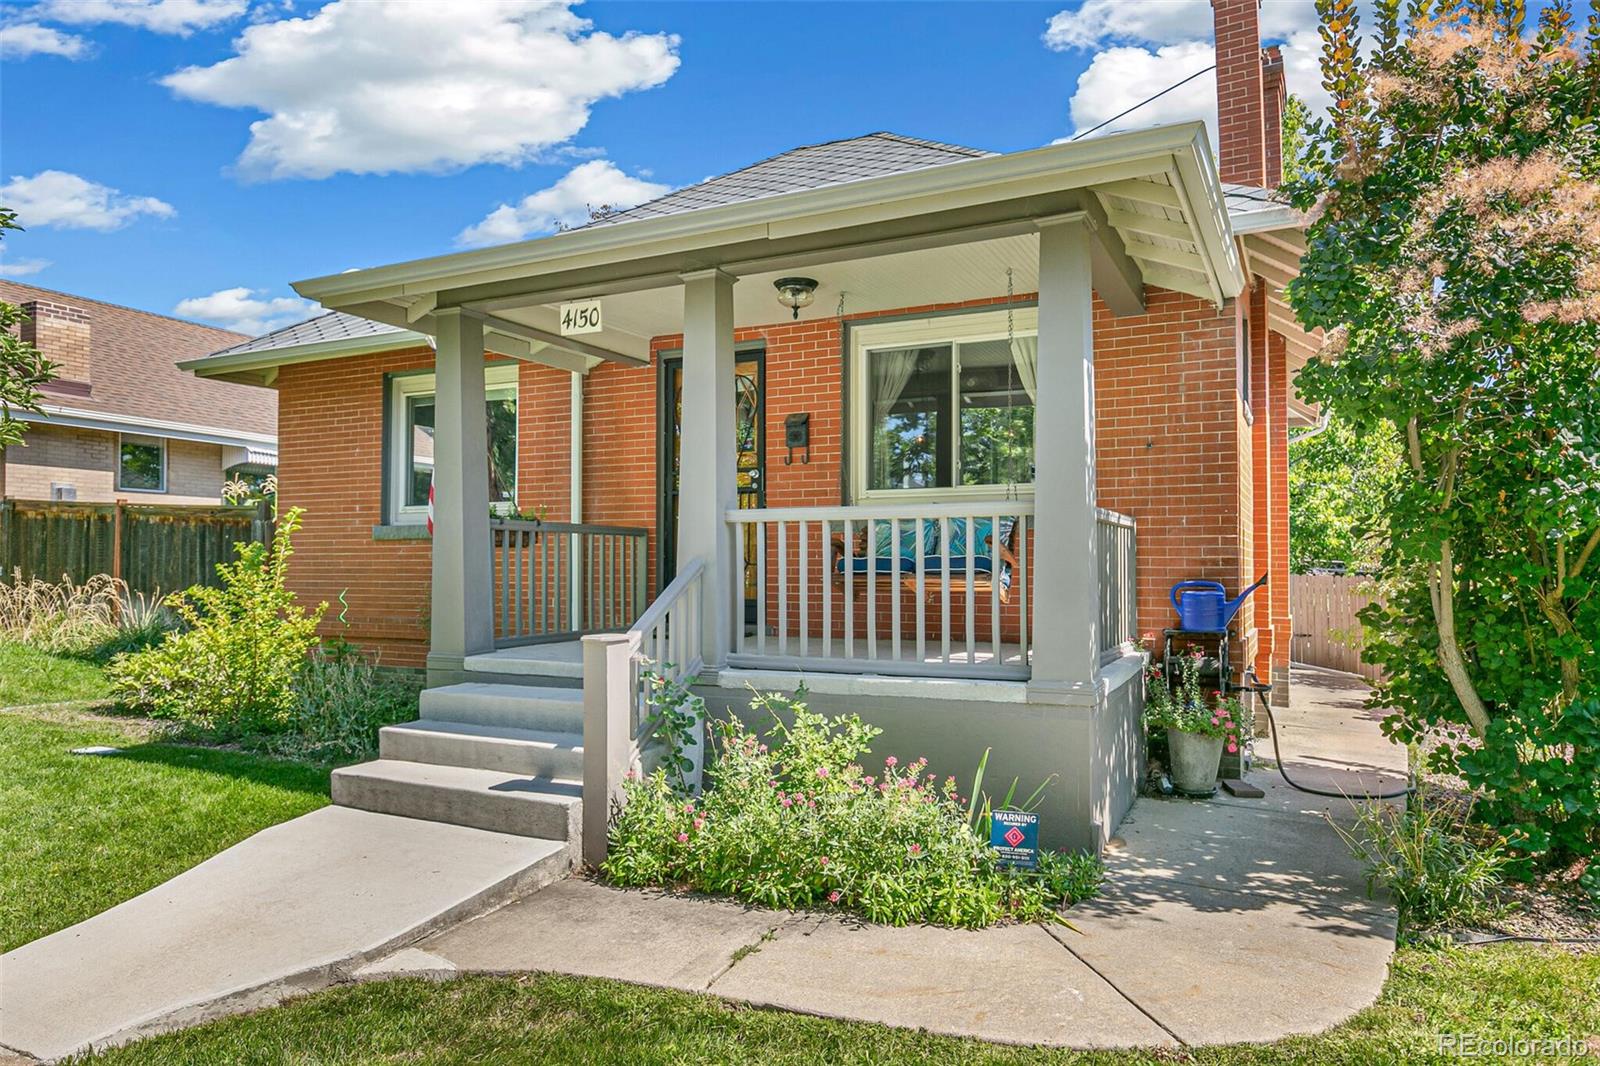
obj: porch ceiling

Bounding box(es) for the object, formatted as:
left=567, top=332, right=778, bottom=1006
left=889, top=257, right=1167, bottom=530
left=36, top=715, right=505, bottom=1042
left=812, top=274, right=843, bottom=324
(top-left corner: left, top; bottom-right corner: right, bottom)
left=289, top=124, right=1248, bottom=374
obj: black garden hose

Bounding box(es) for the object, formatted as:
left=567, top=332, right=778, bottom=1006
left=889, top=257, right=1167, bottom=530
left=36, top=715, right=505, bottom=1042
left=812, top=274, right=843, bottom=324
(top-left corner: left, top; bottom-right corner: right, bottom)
left=1245, top=667, right=1416, bottom=801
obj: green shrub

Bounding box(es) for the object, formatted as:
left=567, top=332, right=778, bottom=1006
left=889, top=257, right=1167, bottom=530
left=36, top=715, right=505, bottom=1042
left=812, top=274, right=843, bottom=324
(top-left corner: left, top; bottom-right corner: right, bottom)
left=1331, top=788, right=1509, bottom=936
left=252, top=650, right=419, bottom=764
left=604, top=690, right=1102, bottom=928
left=108, top=509, right=325, bottom=736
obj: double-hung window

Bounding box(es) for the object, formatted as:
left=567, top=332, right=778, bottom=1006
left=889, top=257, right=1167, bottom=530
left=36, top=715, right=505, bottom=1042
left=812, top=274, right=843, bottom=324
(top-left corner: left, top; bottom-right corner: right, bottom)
left=387, top=365, right=519, bottom=525
left=850, top=307, right=1038, bottom=500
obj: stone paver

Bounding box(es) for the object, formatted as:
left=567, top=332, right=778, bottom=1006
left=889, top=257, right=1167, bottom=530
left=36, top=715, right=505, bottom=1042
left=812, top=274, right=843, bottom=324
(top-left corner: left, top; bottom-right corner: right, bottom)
left=0, top=807, right=570, bottom=1062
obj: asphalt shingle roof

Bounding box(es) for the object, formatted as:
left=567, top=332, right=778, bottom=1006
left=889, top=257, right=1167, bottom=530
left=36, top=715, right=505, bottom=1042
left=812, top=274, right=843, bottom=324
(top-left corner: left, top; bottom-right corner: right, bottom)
left=208, top=310, right=411, bottom=357
left=589, top=132, right=993, bottom=226
left=0, top=280, right=274, bottom=436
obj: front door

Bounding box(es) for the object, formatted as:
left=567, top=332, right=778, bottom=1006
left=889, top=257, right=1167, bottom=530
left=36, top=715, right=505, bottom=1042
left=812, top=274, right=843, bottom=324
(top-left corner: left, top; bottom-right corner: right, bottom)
left=660, top=351, right=765, bottom=623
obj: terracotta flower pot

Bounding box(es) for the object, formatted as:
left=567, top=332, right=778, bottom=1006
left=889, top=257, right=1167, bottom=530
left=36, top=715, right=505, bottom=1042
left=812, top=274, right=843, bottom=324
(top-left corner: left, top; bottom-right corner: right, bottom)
left=1167, top=727, right=1224, bottom=796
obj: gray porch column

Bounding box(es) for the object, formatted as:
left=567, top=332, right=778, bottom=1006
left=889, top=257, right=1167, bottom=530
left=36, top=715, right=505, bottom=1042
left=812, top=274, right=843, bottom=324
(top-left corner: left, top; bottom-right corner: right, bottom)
left=677, top=269, right=737, bottom=670
left=428, top=308, right=494, bottom=672
left=1029, top=214, right=1101, bottom=700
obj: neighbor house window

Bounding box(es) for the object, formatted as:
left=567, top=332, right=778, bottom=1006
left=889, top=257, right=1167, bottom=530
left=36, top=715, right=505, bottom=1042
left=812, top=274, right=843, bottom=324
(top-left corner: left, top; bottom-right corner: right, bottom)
left=117, top=433, right=166, bottom=492
left=851, top=308, right=1037, bottom=499
left=387, top=365, right=519, bottom=525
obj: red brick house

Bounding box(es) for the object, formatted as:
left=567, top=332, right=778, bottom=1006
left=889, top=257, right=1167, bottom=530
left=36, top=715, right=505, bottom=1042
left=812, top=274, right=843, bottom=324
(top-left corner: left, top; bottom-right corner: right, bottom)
left=186, top=2, right=1318, bottom=855
left=1, top=281, right=275, bottom=504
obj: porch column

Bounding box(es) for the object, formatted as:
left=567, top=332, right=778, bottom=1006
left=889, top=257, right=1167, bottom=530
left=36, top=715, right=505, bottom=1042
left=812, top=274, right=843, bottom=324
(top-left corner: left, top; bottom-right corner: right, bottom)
left=677, top=269, right=738, bottom=670
left=1030, top=214, right=1101, bottom=699
left=428, top=308, right=494, bottom=670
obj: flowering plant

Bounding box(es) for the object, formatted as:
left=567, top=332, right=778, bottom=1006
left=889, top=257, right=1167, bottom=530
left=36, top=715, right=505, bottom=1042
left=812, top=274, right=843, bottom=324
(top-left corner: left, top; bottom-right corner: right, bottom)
left=1144, top=651, right=1242, bottom=754
left=603, top=688, right=1102, bottom=928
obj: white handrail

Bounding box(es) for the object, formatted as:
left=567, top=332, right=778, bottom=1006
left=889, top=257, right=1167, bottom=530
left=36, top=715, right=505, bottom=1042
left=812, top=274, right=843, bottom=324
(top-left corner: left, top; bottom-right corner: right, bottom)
left=726, top=501, right=1035, bottom=523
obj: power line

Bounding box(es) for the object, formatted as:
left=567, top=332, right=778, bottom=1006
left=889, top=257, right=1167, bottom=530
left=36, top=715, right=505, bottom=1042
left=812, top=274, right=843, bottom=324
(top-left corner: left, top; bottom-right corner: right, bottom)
left=1070, top=64, right=1218, bottom=142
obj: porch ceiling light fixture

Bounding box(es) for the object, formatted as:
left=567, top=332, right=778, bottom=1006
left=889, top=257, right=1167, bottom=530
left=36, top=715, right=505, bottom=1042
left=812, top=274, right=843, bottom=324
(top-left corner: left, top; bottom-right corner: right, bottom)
left=773, top=277, right=818, bottom=319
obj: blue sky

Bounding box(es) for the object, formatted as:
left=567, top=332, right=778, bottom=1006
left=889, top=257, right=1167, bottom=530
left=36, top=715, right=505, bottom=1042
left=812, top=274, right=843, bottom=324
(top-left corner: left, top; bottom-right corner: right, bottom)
left=0, top=0, right=1330, bottom=337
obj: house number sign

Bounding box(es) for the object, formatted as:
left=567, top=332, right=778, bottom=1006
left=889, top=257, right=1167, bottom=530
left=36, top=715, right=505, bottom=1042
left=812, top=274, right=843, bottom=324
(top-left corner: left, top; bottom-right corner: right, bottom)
left=559, top=299, right=603, bottom=336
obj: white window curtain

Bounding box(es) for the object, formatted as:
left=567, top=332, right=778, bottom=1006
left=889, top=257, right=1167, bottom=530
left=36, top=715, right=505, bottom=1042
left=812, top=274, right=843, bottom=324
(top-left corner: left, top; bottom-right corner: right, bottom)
left=1009, top=335, right=1038, bottom=402
left=870, top=348, right=921, bottom=486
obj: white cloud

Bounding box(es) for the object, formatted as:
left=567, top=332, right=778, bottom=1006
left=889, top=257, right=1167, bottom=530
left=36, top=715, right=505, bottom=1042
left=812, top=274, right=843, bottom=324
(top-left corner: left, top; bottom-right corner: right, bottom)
left=173, top=287, right=314, bottom=335
left=1044, top=0, right=1317, bottom=51
left=0, top=23, right=89, bottom=59
left=0, top=256, right=53, bottom=278
left=161, top=0, right=681, bottom=180
left=0, top=170, right=175, bottom=231
left=457, top=160, right=670, bottom=247
left=32, top=0, right=247, bottom=35
left=1067, top=42, right=1221, bottom=144
left=1047, top=0, right=1333, bottom=144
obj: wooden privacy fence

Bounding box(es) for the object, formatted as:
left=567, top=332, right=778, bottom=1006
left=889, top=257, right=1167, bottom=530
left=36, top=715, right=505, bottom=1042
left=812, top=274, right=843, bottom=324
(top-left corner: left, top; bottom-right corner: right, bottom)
left=0, top=498, right=273, bottom=599
left=1290, top=572, right=1382, bottom=680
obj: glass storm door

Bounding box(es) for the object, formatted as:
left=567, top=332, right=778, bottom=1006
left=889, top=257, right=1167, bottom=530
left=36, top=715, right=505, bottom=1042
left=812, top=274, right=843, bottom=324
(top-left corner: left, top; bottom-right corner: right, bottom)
left=661, top=353, right=765, bottom=624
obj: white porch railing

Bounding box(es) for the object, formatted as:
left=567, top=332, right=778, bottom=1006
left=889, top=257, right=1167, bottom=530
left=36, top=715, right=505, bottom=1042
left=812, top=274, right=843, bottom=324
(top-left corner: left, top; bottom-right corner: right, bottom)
left=1096, top=508, right=1138, bottom=659
left=581, top=556, right=705, bottom=862
left=491, top=520, right=649, bottom=647
left=725, top=502, right=1034, bottom=680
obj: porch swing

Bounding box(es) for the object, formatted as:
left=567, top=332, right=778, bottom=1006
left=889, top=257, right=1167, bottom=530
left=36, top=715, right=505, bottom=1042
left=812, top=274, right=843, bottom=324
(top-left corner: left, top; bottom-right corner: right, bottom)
left=831, top=270, right=1028, bottom=604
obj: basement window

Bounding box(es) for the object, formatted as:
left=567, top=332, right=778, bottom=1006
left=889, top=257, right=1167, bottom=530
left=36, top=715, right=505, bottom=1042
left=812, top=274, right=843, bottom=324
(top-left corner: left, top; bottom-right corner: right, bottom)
left=386, top=365, right=519, bottom=525
left=116, top=433, right=166, bottom=493
left=849, top=307, right=1037, bottom=501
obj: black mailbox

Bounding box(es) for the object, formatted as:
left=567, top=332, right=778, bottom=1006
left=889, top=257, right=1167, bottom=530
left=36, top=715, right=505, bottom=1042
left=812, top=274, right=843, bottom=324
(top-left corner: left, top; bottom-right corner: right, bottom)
left=784, top=412, right=810, bottom=464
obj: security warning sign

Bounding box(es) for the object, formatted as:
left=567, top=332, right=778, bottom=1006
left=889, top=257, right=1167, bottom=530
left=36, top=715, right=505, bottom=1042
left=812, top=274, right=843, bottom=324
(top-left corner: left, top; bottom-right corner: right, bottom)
left=989, top=809, right=1039, bottom=869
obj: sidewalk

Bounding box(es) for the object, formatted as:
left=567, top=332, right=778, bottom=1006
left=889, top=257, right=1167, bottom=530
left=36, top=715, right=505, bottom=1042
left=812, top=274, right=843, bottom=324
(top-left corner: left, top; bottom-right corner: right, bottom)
left=361, top=664, right=1403, bottom=1049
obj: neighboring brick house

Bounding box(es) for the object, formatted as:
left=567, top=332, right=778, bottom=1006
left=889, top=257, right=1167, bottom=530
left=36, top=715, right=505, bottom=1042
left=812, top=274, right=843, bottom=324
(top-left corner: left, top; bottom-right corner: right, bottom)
left=187, top=3, right=1318, bottom=851
left=1, top=281, right=277, bottom=505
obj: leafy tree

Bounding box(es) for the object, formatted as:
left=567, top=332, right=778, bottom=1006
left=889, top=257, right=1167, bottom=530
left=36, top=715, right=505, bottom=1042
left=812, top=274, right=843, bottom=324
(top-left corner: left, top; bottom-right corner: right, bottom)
left=0, top=209, right=58, bottom=451
left=1289, top=413, right=1405, bottom=571
left=1285, top=0, right=1600, bottom=860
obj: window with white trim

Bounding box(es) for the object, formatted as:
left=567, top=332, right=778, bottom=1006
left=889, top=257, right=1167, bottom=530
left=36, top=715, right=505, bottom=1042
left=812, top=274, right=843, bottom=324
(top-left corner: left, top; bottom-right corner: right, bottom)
left=387, top=365, right=519, bottom=525
left=117, top=433, right=166, bottom=492
left=849, top=308, right=1037, bottom=500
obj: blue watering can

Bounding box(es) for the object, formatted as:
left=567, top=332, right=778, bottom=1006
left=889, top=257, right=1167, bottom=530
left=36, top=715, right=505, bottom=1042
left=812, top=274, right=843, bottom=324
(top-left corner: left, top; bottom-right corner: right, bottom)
left=1170, top=575, right=1269, bottom=631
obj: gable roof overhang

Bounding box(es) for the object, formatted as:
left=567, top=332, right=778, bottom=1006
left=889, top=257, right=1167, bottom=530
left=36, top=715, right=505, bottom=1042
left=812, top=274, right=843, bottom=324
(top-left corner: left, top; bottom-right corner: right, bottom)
left=1239, top=222, right=1324, bottom=427
left=189, top=123, right=1249, bottom=383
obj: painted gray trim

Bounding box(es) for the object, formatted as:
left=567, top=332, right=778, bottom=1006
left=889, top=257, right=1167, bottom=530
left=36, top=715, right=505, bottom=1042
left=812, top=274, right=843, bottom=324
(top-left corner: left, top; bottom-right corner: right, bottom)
left=372, top=524, right=430, bottom=541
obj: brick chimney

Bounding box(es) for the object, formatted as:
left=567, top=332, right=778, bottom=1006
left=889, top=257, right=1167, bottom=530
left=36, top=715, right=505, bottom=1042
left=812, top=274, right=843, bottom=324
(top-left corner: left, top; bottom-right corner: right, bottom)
left=1261, top=45, right=1287, bottom=188
left=1212, top=0, right=1269, bottom=187
left=20, top=299, right=91, bottom=389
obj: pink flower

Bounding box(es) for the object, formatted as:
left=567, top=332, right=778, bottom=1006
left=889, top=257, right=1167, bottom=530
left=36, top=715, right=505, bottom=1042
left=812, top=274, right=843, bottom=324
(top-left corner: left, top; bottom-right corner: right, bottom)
left=878, top=782, right=889, bottom=793
left=907, top=843, right=923, bottom=857
left=808, top=800, right=816, bottom=808
left=781, top=797, right=793, bottom=808
left=758, top=744, right=768, bottom=753
left=1211, top=716, right=1221, bottom=725
left=694, top=818, right=705, bottom=831
left=1227, top=742, right=1238, bottom=753
left=819, top=856, right=830, bottom=866
left=683, top=802, right=695, bottom=813
left=828, top=891, right=841, bottom=903
left=625, top=769, right=637, bottom=780
left=676, top=832, right=689, bottom=843
left=885, top=756, right=898, bottom=768
left=816, top=766, right=830, bottom=779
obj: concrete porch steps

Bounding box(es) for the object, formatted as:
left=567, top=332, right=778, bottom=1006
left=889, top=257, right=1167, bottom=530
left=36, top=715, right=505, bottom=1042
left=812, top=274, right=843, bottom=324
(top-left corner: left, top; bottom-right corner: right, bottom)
left=420, top=682, right=585, bottom=732
left=379, top=719, right=584, bottom=779
left=332, top=760, right=582, bottom=841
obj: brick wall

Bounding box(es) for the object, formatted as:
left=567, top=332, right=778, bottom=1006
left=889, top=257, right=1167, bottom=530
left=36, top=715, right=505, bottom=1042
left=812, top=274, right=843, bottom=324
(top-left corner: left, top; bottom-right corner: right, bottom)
left=281, top=286, right=1256, bottom=669
left=4, top=423, right=228, bottom=504
left=21, top=299, right=92, bottom=385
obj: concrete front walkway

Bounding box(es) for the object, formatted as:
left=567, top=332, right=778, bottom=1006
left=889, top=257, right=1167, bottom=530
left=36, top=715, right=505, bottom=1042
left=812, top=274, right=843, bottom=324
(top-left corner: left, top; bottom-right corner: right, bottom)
left=0, top=807, right=571, bottom=1062
left=361, top=665, right=1403, bottom=1049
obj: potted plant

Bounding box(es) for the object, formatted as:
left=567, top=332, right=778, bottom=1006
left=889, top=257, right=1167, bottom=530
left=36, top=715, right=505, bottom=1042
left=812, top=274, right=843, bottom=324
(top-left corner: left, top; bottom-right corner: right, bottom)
left=1145, top=650, right=1242, bottom=797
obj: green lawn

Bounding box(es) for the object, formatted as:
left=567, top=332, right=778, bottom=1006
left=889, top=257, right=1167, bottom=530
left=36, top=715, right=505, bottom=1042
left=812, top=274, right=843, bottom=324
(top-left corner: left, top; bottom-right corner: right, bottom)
left=84, top=943, right=1597, bottom=1065
left=0, top=640, right=111, bottom=707
left=0, top=706, right=330, bottom=951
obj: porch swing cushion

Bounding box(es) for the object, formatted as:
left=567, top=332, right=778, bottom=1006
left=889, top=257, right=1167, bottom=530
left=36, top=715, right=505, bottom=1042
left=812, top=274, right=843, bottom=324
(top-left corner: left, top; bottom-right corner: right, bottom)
left=833, top=516, right=1016, bottom=592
